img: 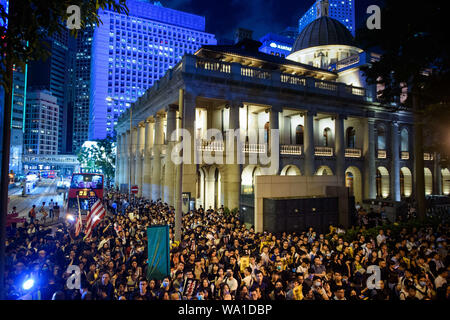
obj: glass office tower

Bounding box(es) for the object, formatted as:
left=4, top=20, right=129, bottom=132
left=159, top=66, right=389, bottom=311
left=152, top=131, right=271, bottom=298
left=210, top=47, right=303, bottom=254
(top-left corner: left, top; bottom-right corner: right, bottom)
left=298, top=0, right=355, bottom=36
left=89, top=0, right=217, bottom=139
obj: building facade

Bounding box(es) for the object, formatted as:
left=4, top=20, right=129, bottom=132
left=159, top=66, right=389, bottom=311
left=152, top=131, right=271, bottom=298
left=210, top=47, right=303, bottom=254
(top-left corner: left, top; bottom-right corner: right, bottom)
left=24, top=90, right=59, bottom=156
left=27, top=29, right=75, bottom=154
left=72, top=24, right=94, bottom=153
left=299, top=0, right=355, bottom=36
left=115, top=14, right=447, bottom=230
left=88, top=0, right=217, bottom=140
left=9, top=66, right=28, bottom=175
left=259, top=32, right=294, bottom=58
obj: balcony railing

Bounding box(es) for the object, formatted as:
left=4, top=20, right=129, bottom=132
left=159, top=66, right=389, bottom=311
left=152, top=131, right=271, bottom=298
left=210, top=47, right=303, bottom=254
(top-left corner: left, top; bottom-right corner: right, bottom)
left=243, top=143, right=266, bottom=154
left=241, top=66, right=271, bottom=79
left=280, top=145, right=302, bottom=155
left=345, top=148, right=362, bottom=158
left=196, top=139, right=224, bottom=152
left=377, top=150, right=387, bottom=159
left=424, top=153, right=434, bottom=161
left=195, top=59, right=231, bottom=73
left=280, top=74, right=306, bottom=86
left=401, top=151, right=410, bottom=160
left=336, top=54, right=360, bottom=70
left=315, top=80, right=338, bottom=92
left=315, top=146, right=334, bottom=157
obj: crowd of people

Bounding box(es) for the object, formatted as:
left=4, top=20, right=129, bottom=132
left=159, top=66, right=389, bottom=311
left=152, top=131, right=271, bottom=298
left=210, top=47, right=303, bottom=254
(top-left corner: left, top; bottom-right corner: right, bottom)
left=4, top=189, right=449, bottom=300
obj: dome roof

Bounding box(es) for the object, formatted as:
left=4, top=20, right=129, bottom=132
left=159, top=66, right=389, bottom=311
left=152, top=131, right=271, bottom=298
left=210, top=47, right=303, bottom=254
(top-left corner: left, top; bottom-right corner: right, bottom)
left=292, top=16, right=355, bottom=52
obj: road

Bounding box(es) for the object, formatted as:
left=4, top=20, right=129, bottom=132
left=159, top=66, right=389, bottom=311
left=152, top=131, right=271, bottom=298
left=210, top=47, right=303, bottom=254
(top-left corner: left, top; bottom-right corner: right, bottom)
left=8, top=179, right=65, bottom=220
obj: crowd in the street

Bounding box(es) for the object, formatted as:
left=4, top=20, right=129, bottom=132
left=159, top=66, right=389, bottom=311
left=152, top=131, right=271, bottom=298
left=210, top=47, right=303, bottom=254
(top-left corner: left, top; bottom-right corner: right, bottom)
left=4, top=189, right=449, bottom=300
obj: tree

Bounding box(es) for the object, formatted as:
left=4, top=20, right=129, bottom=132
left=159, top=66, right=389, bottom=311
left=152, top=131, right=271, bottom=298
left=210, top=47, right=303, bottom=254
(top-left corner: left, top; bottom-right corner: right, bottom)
left=77, top=137, right=116, bottom=186
left=356, top=0, right=450, bottom=219
left=0, top=0, right=128, bottom=299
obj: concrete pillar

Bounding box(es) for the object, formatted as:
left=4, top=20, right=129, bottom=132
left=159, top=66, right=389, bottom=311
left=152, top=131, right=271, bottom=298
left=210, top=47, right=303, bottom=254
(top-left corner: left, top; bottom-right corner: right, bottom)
left=181, top=93, right=197, bottom=201
left=434, top=153, right=442, bottom=195
left=121, top=132, right=127, bottom=187
left=130, top=127, right=137, bottom=188
left=222, top=101, right=241, bottom=210
left=164, top=105, right=177, bottom=205
left=151, top=114, right=164, bottom=200
left=135, top=124, right=145, bottom=196
left=115, top=134, right=121, bottom=186
left=304, top=111, right=315, bottom=176
left=143, top=118, right=154, bottom=199
left=364, top=119, right=376, bottom=199
left=391, top=122, right=400, bottom=201
left=125, top=130, right=131, bottom=190
left=335, top=115, right=345, bottom=185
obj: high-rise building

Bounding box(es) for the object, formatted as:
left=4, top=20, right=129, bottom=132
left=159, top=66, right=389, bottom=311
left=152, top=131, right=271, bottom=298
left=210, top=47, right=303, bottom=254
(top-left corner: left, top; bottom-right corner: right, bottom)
left=298, top=0, right=355, bottom=36
left=259, top=27, right=296, bottom=58
left=9, top=66, right=28, bottom=174
left=72, top=24, right=94, bottom=153
left=24, top=90, right=59, bottom=155
left=88, top=0, right=217, bottom=140
left=28, top=29, right=75, bottom=154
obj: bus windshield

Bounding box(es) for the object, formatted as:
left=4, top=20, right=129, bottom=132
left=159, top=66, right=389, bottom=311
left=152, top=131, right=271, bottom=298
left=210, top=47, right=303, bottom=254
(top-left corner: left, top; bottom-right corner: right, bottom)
left=70, top=174, right=103, bottom=189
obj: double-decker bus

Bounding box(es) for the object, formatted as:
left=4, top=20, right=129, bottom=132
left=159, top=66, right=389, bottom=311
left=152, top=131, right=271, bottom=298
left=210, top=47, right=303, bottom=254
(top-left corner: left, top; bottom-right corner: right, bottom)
left=66, top=173, right=104, bottom=220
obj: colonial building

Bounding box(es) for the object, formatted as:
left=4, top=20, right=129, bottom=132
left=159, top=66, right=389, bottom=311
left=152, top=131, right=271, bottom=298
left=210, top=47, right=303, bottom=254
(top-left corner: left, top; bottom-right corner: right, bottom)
left=115, top=10, right=448, bottom=218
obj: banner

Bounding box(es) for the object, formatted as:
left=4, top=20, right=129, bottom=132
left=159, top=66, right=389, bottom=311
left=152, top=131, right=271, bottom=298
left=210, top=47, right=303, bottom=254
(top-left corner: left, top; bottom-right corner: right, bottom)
left=146, top=225, right=170, bottom=281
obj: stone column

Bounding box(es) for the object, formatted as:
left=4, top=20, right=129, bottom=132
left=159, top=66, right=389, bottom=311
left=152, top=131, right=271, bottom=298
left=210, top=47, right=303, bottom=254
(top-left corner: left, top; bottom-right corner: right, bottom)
left=143, top=118, right=154, bottom=199
left=115, top=134, right=121, bottom=186
left=181, top=93, right=197, bottom=201
left=135, top=124, right=145, bottom=196
left=130, top=127, right=137, bottom=188
left=151, top=114, right=164, bottom=201
left=121, top=132, right=127, bottom=187
left=304, top=111, right=315, bottom=176
left=125, top=130, right=131, bottom=190
left=335, top=114, right=345, bottom=185
left=434, top=153, right=442, bottom=195
left=164, top=105, right=177, bottom=205
left=391, top=121, right=400, bottom=201
left=364, top=119, right=376, bottom=199
left=223, top=101, right=241, bottom=210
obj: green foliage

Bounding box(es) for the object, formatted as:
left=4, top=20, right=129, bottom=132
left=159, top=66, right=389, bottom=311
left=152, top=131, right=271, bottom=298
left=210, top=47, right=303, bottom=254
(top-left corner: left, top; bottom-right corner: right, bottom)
left=356, top=0, right=450, bottom=105
left=77, top=136, right=116, bottom=184
left=340, top=217, right=444, bottom=243
left=231, top=208, right=239, bottom=215
left=223, top=207, right=230, bottom=216
left=0, top=0, right=128, bottom=92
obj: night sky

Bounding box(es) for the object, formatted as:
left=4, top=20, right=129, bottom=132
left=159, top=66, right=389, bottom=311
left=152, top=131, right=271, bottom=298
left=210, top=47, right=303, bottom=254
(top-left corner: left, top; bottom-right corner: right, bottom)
left=162, top=0, right=385, bottom=41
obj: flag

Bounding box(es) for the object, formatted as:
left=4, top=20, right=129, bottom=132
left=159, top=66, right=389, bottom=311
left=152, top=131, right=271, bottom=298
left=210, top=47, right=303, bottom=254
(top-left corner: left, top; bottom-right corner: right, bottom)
left=146, top=225, right=170, bottom=281
left=75, top=196, right=82, bottom=237
left=84, top=191, right=106, bottom=240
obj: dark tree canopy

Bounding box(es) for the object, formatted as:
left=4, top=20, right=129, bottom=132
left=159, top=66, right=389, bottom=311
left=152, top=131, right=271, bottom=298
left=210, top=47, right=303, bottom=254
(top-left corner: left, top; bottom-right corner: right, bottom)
left=0, top=0, right=128, bottom=91
left=356, top=0, right=450, bottom=162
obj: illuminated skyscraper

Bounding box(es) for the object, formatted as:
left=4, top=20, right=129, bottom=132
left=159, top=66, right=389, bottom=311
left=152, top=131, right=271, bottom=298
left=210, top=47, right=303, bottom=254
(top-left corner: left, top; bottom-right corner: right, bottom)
left=89, top=0, right=216, bottom=139
left=298, top=0, right=355, bottom=36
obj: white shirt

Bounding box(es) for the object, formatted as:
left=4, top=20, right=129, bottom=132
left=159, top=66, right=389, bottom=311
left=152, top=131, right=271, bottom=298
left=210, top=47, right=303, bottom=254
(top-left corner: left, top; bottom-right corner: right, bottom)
left=435, top=275, right=447, bottom=289
left=377, top=234, right=386, bottom=246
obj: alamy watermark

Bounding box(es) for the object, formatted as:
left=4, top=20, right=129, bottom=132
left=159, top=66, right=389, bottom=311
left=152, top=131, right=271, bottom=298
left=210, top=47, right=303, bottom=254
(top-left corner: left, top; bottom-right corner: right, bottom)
left=168, top=128, right=279, bottom=174
left=67, top=5, right=81, bottom=30
left=366, top=5, right=381, bottom=30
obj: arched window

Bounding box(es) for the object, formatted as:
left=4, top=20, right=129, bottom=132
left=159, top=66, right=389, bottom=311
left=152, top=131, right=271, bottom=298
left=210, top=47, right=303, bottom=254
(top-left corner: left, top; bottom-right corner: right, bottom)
left=400, top=128, right=408, bottom=151
left=323, top=127, right=331, bottom=147
left=295, top=125, right=304, bottom=145
left=377, top=126, right=386, bottom=150
left=346, top=127, right=356, bottom=148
